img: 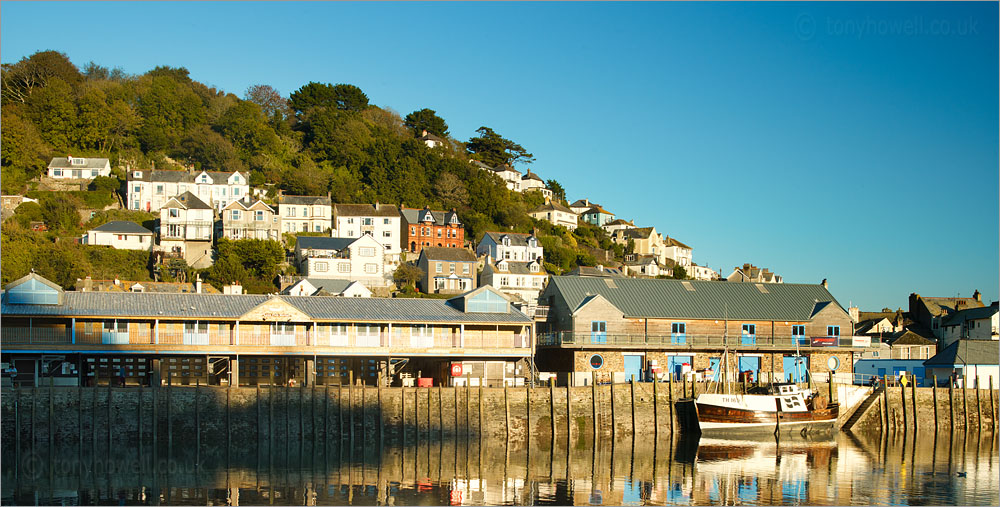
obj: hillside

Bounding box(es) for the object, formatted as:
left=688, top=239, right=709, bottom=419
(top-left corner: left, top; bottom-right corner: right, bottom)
left=1, top=50, right=624, bottom=290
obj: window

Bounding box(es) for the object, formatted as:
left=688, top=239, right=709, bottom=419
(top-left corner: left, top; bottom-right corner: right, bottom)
left=410, top=324, right=433, bottom=347
left=383, top=230, right=392, bottom=238
left=360, top=247, right=375, bottom=257
left=671, top=322, right=686, bottom=344
left=410, top=227, right=416, bottom=235
left=591, top=321, right=607, bottom=344
left=347, top=218, right=354, bottom=224
left=287, top=207, right=296, bottom=217
left=169, top=208, right=179, bottom=218
left=117, top=235, right=124, bottom=241
left=338, top=263, right=350, bottom=273
left=436, top=263, right=442, bottom=273
left=133, top=185, right=141, bottom=193
left=302, top=207, right=309, bottom=217
left=362, top=218, right=373, bottom=226
left=364, top=263, right=378, bottom=274
left=255, top=210, right=264, bottom=221
left=792, top=325, right=806, bottom=344
left=500, top=276, right=508, bottom=286
left=233, top=188, right=240, bottom=197
left=231, top=210, right=241, bottom=221
left=72, top=157, right=86, bottom=166
left=437, top=230, right=443, bottom=238
left=53, top=169, right=63, bottom=177
left=315, top=225, right=321, bottom=232
left=450, top=263, right=456, bottom=273
left=156, top=185, right=164, bottom=195
left=827, top=326, right=840, bottom=337
left=384, top=218, right=391, bottom=224
left=741, top=324, right=756, bottom=345
left=462, top=264, right=470, bottom=274
left=315, top=262, right=329, bottom=272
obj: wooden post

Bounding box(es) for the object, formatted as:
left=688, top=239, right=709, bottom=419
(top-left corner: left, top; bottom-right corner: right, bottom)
left=479, top=376, right=484, bottom=438
left=549, top=378, right=556, bottom=440
left=167, top=373, right=173, bottom=453
left=361, top=383, right=367, bottom=444
left=911, top=376, right=918, bottom=432
left=196, top=379, right=201, bottom=457
left=427, top=383, right=432, bottom=440
left=976, top=378, right=982, bottom=431
left=610, top=378, right=616, bottom=441
left=454, top=381, right=459, bottom=438
left=138, top=384, right=144, bottom=453
left=257, top=385, right=262, bottom=453
left=438, top=384, right=444, bottom=441
left=378, top=383, right=384, bottom=444
left=949, top=379, right=955, bottom=433
left=152, top=383, right=158, bottom=455
left=933, top=376, right=939, bottom=432
left=15, top=387, right=20, bottom=475
left=591, top=371, right=598, bottom=442
left=504, top=382, right=510, bottom=440
left=414, top=385, right=420, bottom=442
left=653, top=376, right=659, bottom=442
left=466, top=378, right=471, bottom=437
left=565, top=383, right=572, bottom=444
left=963, top=374, right=969, bottom=430
left=692, top=374, right=697, bottom=398
left=78, top=384, right=83, bottom=453
left=349, top=371, right=355, bottom=443
left=49, top=377, right=54, bottom=445
left=227, top=385, right=232, bottom=459
left=301, top=385, right=306, bottom=446
left=668, top=374, right=674, bottom=435
left=107, top=382, right=112, bottom=454
left=630, top=377, right=637, bottom=438
left=900, top=377, right=907, bottom=431
left=682, top=375, right=687, bottom=400
left=269, top=385, right=275, bottom=461
left=991, top=376, right=997, bottom=432
left=525, top=381, right=531, bottom=443
left=400, top=385, right=406, bottom=446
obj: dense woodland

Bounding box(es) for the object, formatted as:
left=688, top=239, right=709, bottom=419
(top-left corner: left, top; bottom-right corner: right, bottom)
left=1, top=50, right=626, bottom=292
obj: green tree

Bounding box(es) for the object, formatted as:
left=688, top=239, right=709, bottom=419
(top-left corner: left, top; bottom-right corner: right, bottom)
left=216, top=101, right=280, bottom=159
left=289, top=82, right=369, bottom=114
left=545, top=179, right=566, bottom=202
left=1, top=50, right=82, bottom=105
left=1, top=107, right=50, bottom=193
left=25, top=77, right=77, bottom=149
left=672, top=265, right=688, bottom=279
left=134, top=74, right=206, bottom=151
left=404, top=108, right=448, bottom=137
left=466, top=126, right=534, bottom=167
left=176, top=125, right=245, bottom=171
left=244, top=84, right=290, bottom=122
left=393, top=262, right=424, bottom=288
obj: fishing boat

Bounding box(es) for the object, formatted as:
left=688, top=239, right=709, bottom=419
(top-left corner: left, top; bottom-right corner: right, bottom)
left=677, top=348, right=838, bottom=436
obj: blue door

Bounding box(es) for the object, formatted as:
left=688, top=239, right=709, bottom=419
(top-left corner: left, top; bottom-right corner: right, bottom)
left=741, top=324, right=756, bottom=345
left=738, top=356, right=760, bottom=382
left=709, top=357, right=721, bottom=382
left=671, top=322, right=686, bottom=344
left=667, top=356, right=693, bottom=381
left=913, top=367, right=925, bottom=386
left=624, top=355, right=643, bottom=382
left=591, top=321, right=606, bottom=344
left=782, top=356, right=808, bottom=383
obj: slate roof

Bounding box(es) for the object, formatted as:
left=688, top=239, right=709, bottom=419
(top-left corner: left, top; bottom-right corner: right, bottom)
left=924, top=339, right=1000, bottom=366
left=604, top=219, right=634, bottom=227
left=279, top=195, right=332, bottom=206
left=90, top=221, right=152, bottom=235
left=888, top=329, right=936, bottom=347
left=129, top=170, right=241, bottom=184
left=917, top=296, right=984, bottom=317
left=296, top=236, right=355, bottom=252
left=333, top=203, right=400, bottom=218
left=663, top=236, right=691, bottom=249
left=48, top=157, right=110, bottom=169
left=493, top=164, right=521, bottom=175
left=400, top=207, right=461, bottom=226
left=482, top=232, right=537, bottom=247
left=166, top=191, right=212, bottom=210
left=569, top=199, right=596, bottom=209
left=530, top=201, right=574, bottom=214
left=583, top=205, right=613, bottom=215
left=522, top=170, right=544, bottom=182
left=622, top=255, right=658, bottom=266
left=0, top=292, right=531, bottom=324
left=470, top=160, right=493, bottom=170
left=620, top=227, right=655, bottom=240
left=547, top=276, right=846, bottom=321
left=564, top=266, right=625, bottom=278
left=419, top=247, right=477, bottom=262
left=486, top=260, right=546, bottom=276
left=941, top=304, right=998, bottom=327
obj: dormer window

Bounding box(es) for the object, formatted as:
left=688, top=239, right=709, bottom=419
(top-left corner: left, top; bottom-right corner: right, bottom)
left=502, top=236, right=510, bottom=246
left=529, top=263, right=538, bottom=273
left=71, top=158, right=86, bottom=166
left=133, top=171, right=143, bottom=178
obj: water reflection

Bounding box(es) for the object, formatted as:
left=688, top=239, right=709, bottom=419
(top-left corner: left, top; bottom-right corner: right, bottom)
left=2, top=429, right=997, bottom=505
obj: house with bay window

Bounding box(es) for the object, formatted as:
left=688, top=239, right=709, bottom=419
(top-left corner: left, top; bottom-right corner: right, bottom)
left=479, top=257, right=547, bottom=316
left=417, top=247, right=478, bottom=295
left=278, top=195, right=332, bottom=234
left=221, top=200, right=280, bottom=241
left=535, top=276, right=867, bottom=386
left=157, top=191, right=215, bottom=268
left=400, top=207, right=464, bottom=254
left=294, top=235, right=391, bottom=290
left=332, top=203, right=402, bottom=267
left=476, top=232, right=543, bottom=263
left=1, top=273, right=532, bottom=388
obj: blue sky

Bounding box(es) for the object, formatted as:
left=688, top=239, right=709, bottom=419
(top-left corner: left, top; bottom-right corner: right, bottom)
left=3, top=2, right=997, bottom=311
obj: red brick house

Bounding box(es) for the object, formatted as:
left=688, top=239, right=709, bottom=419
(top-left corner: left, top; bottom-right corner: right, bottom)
left=400, top=207, right=463, bottom=254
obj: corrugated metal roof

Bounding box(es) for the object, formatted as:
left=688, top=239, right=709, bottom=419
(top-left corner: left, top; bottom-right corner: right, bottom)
left=547, top=276, right=845, bottom=321
left=2, top=292, right=532, bottom=324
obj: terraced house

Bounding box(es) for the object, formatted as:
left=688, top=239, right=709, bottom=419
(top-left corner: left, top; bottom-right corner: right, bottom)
left=535, top=276, right=869, bottom=386
left=1, top=274, right=533, bottom=388
left=127, top=169, right=249, bottom=213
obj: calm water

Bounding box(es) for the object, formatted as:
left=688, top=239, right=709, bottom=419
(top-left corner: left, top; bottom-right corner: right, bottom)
left=2, top=429, right=997, bottom=505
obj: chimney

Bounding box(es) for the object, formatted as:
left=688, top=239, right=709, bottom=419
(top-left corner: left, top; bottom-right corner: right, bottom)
left=421, top=129, right=428, bottom=137
left=597, top=265, right=604, bottom=272
left=114, top=278, right=120, bottom=286
left=195, top=274, right=203, bottom=294
left=974, top=289, right=982, bottom=303
left=84, top=276, right=93, bottom=292
left=821, top=278, right=828, bottom=289
left=848, top=306, right=859, bottom=323
left=374, top=201, right=379, bottom=211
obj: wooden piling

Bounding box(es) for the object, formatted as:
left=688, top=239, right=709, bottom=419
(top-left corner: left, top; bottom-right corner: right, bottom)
left=630, top=377, right=637, bottom=438
left=549, top=379, right=556, bottom=439
left=438, top=384, right=444, bottom=440
left=911, top=376, right=918, bottom=432
left=991, top=376, right=997, bottom=432
left=30, top=385, right=35, bottom=455
left=256, top=385, right=262, bottom=452
left=883, top=375, right=890, bottom=432
left=591, top=371, right=598, bottom=443
left=14, top=388, right=20, bottom=476
left=466, top=379, right=471, bottom=437
left=152, top=383, right=158, bottom=454
left=226, top=385, right=232, bottom=458
left=653, top=377, right=659, bottom=441
left=479, top=377, right=484, bottom=437
left=107, top=382, right=112, bottom=453
left=976, top=379, right=982, bottom=431
left=525, top=381, right=531, bottom=443
left=196, top=379, right=201, bottom=457
left=427, top=383, right=432, bottom=440
left=933, top=376, right=939, bottom=431
left=301, top=386, right=306, bottom=446
left=269, top=385, right=275, bottom=461
left=668, top=375, right=674, bottom=435
left=454, top=381, right=459, bottom=438
left=963, top=376, right=969, bottom=430
left=900, top=378, right=907, bottom=431
left=138, top=384, right=144, bottom=452
left=349, top=372, right=355, bottom=443
left=949, top=380, right=954, bottom=433
left=682, top=375, right=687, bottom=400
left=378, top=383, right=384, bottom=444
left=610, top=379, right=616, bottom=440
left=167, top=373, right=173, bottom=454
left=78, top=384, right=83, bottom=453
left=504, top=383, right=510, bottom=440
left=361, top=383, right=367, bottom=444
left=48, top=377, right=54, bottom=445
left=565, top=383, right=572, bottom=444
left=414, top=386, right=420, bottom=441
left=400, top=385, right=406, bottom=446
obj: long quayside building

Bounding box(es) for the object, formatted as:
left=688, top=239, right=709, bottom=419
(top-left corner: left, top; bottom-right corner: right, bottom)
left=1, top=274, right=533, bottom=388
left=535, top=276, right=870, bottom=385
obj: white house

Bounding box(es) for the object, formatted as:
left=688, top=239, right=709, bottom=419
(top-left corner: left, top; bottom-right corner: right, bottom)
left=528, top=200, right=578, bottom=231
left=601, top=218, right=635, bottom=235
left=480, top=257, right=547, bottom=315
left=621, top=254, right=660, bottom=278
left=278, top=194, right=332, bottom=234
left=419, top=130, right=445, bottom=149
left=939, top=303, right=999, bottom=349
left=221, top=200, right=280, bottom=241
left=688, top=263, right=719, bottom=281
left=332, top=203, right=401, bottom=266
left=472, top=161, right=522, bottom=192
left=520, top=170, right=552, bottom=198
left=569, top=199, right=599, bottom=216
left=47, top=156, right=111, bottom=180
left=661, top=236, right=692, bottom=268
left=158, top=191, right=215, bottom=268
left=83, top=221, right=153, bottom=251
left=128, top=169, right=249, bottom=213
left=476, top=232, right=543, bottom=263
left=924, top=339, right=999, bottom=388
left=295, top=235, right=391, bottom=289
left=281, top=278, right=373, bottom=298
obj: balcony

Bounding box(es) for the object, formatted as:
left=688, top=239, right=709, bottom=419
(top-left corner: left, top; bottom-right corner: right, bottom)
left=536, top=332, right=878, bottom=350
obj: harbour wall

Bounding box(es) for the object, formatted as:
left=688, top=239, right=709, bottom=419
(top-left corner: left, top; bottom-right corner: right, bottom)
left=847, top=383, right=998, bottom=433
